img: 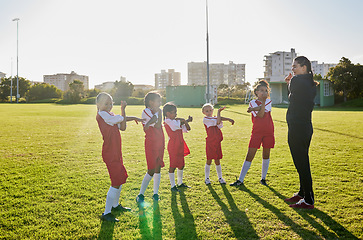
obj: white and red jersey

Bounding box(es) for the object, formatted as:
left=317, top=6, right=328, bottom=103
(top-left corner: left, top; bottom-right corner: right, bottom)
left=203, top=116, right=223, bottom=160
left=203, top=116, right=223, bottom=129
left=249, top=99, right=274, bottom=135
left=142, top=108, right=160, bottom=128
left=98, top=110, right=124, bottom=128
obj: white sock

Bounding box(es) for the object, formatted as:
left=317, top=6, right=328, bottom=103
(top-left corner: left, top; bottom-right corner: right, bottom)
left=177, top=169, right=183, bottom=185
left=139, top=173, right=153, bottom=195
left=169, top=172, right=176, bottom=188
left=113, top=185, right=122, bottom=208
left=216, top=164, right=223, bottom=179
left=104, top=186, right=118, bottom=215
left=261, top=158, right=270, bottom=180
left=153, top=173, right=161, bottom=194
left=239, top=161, right=252, bottom=182
left=205, top=164, right=211, bottom=179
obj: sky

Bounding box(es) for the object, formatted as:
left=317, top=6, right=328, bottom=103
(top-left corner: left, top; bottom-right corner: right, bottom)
left=1, top=0, right=363, bottom=88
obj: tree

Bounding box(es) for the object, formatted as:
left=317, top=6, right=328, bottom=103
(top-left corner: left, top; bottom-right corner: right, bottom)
left=26, top=83, right=62, bottom=102
left=112, top=80, right=134, bottom=103
left=327, top=57, right=363, bottom=102
left=63, top=80, right=85, bottom=103
left=0, top=77, right=31, bottom=102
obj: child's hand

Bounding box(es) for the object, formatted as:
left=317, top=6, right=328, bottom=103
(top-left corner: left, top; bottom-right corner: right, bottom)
left=187, top=115, right=193, bottom=122
left=218, top=106, right=226, bottom=112
left=285, top=73, right=293, bottom=84
left=247, top=107, right=252, bottom=113
left=121, top=101, right=127, bottom=109
left=230, top=119, right=235, bottom=125
left=135, top=118, right=146, bottom=124
left=149, top=114, right=158, bottom=124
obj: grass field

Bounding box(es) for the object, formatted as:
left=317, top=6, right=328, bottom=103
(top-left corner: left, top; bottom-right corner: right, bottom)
left=0, top=103, right=362, bottom=240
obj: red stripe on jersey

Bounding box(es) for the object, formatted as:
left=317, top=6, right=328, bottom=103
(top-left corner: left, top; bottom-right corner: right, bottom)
left=143, top=109, right=152, bottom=119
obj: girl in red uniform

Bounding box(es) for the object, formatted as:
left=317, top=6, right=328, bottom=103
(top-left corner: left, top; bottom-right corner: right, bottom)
left=96, top=92, right=143, bottom=222
left=163, top=103, right=192, bottom=192
left=136, top=92, right=165, bottom=202
left=202, top=103, right=234, bottom=185
left=230, top=80, right=274, bottom=187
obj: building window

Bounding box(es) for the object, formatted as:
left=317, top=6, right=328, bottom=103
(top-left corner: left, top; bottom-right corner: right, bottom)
left=324, top=81, right=333, bottom=96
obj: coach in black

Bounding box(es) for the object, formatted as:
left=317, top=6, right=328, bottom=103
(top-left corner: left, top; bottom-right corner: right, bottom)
left=284, top=56, right=318, bottom=209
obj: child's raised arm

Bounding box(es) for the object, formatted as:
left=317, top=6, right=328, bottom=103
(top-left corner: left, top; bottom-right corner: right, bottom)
left=217, top=107, right=226, bottom=125
left=119, top=101, right=127, bottom=131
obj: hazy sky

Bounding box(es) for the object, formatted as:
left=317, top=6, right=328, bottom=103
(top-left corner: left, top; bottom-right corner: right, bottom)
left=1, top=0, right=362, bottom=88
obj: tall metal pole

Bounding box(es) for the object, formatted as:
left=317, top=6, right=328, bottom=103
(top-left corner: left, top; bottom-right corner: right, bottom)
left=10, top=58, right=13, bottom=103
left=206, top=0, right=210, bottom=103
left=13, top=18, right=19, bottom=103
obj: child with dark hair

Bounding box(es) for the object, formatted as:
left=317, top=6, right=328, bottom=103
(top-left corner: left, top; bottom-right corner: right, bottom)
left=136, top=91, right=165, bottom=202
left=163, top=102, right=192, bottom=192
left=230, top=80, right=274, bottom=186
left=284, top=56, right=317, bottom=209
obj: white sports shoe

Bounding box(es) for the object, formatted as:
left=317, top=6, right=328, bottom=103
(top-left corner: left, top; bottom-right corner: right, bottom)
left=218, top=178, right=226, bottom=184
left=205, top=178, right=211, bottom=185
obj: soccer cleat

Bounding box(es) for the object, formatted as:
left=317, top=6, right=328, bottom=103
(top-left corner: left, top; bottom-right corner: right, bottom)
left=284, top=193, right=303, bottom=203
left=205, top=178, right=211, bottom=185
left=230, top=179, right=243, bottom=186
left=219, top=178, right=226, bottom=184
left=171, top=186, right=180, bottom=192
left=177, top=183, right=191, bottom=188
left=152, top=194, right=160, bottom=201
left=112, top=204, right=131, bottom=212
left=101, top=213, right=119, bottom=222
left=289, top=199, right=314, bottom=209
left=260, top=179, right=267, bottom=186
left=136, top=194, right=144, bottom=203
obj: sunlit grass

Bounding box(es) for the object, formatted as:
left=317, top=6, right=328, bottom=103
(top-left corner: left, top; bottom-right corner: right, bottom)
left=0, top=103, right=362, bottom=239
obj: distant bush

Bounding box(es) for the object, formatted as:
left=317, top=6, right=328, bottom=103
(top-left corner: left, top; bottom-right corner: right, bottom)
left=337, top=98, right=363, bottom=107
left=217, top=97, right=246, bottom=105
left=80, top=97, right=97, bottom=104
left=29, top=98, right=61, bottom=103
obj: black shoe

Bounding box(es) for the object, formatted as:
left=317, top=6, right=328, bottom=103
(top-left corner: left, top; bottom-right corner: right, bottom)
left=101, top=213, right=119, bottom=222
left=260, top=179, right=267, bottom=186
left=230, top=179, right=243, bottom=186
left=177, top=183, right=191, bottom=188
left=153, top=194, right=160, bottom=201
left=136, top=194, right=144, bottom=203
left=171, top=186, right=180, bottom=192
left=112, top=204, right=131, bottom=212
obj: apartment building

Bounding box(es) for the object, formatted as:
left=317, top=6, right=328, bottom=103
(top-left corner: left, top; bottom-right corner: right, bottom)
left=43, top=71, right=89, bottom=91
left=155, top=69, right=181, bottom=89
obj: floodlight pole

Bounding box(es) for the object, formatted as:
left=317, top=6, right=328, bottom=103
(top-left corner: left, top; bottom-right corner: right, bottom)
left=13, top=18, right=19, bottom=103
left=10, top=58, right=13, bottom=103
left=206, top=0, right=210, bottom=103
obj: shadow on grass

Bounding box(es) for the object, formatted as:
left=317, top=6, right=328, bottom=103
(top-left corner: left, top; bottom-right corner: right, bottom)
left=267, top=186, right=359, bottom=239
left=98, top=217, right=115, bottom=240
left=171, top=190, right=198, bottom=240
left=240, top=185, right=320, bottom=239
left=153, top=201, right=162, bottom=240
left=137, top=203, right=152, bottom=240
left=207, top=184, right=259, bottom=239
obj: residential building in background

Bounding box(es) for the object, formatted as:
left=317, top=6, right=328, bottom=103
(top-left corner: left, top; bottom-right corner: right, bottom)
left=188, top=61, right=245, bottom=86
left=311, top=61, right=337, bottom=77
left=155, top=69, right=181, bottom=89
left=0, top=72, right=6, bottom=79
left=43, top=71, right=89, bottom=91
left=263, top=48, right=297, bottom=82
left=94, top=81, right=115, bottom=92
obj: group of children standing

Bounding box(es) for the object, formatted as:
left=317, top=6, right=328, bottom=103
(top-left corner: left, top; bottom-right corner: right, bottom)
left=96, top=80, right=275, bottom=222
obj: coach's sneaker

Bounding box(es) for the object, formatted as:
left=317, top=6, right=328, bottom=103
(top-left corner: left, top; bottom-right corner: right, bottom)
left=153, top=194, right=160, bottom=201
left=205, top=178, right=211, bottom=185
left=284, top=193, right=303, bottom=203
left=230, top=179, right=243, bottom=186
left=101, top=213, right=119, bottom=222
left=112, top=204, right=131, bottom=212
left=260, top=179, right=267, bottom=186
left=136, top=194, right=144, bottom=203
left=219, top=178, right=226, bottom=184
left=171, top=186, right=180, bottom=192
left=289, top=199, right=314, bottom=209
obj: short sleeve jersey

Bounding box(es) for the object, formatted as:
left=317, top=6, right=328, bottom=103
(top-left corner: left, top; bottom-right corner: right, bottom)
left=249, top=99, right=274, bottom=135
left=203, top=117, right=223, bottom=129
left=142, top=108, right=160, bottom=128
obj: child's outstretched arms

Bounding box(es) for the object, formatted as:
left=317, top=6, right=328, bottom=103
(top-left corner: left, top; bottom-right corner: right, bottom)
left=126, top=116, right=145, bottom=124
left=217, top=107, right=226, bottom=125
left=176, top=115, right=193, bottom=131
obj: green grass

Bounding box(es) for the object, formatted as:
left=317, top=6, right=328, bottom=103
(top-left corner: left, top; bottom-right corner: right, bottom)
left=0, top=103, right=362, bottom=239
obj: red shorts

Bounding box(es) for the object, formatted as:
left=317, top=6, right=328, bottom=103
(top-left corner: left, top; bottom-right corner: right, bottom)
left=105, top=161, right=128, bottom=186
left=206, top=141, right=223, bottom=160
left=169, top=154, right=185, bottom=169
left=145, top=146, right=165, bottom=170
left=248, top=133, right=275, bottom=149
